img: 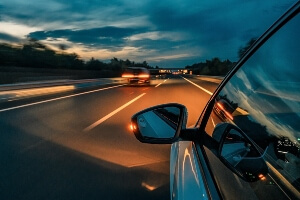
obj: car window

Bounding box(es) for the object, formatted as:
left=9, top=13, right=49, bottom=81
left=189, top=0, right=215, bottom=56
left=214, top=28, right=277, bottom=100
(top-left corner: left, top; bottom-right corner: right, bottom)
left=203, top=11, right=300, bottom=200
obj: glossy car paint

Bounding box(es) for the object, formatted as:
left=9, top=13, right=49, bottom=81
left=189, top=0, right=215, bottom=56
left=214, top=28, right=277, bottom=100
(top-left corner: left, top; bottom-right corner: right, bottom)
left=170, top=141, right=209, bottom=200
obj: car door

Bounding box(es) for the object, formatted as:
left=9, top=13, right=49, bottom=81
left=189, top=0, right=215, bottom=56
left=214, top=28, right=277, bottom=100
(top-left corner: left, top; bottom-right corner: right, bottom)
left=195, top=2, right=300, bottom=199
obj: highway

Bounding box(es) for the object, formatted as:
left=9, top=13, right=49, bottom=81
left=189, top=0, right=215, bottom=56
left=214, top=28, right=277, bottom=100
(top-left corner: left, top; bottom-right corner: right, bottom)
left=0, top=75, right=219, bottom=199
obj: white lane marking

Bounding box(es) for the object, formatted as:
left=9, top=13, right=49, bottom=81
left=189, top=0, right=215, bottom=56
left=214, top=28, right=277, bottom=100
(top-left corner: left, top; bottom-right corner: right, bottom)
left=155, top=79, right=167, bottom=88
left=181, top=77, right=213, bottom=95
left=155, top=83, right=162, bottom=88
left=83, top=93, right=146, bottom=132
left=0, top=85, right=125, bottom=113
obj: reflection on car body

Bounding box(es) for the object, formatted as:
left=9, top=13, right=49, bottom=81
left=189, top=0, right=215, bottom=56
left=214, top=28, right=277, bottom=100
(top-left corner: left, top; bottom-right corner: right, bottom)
left=213, top=97, right=237, bottom=121
left=153, top=107, right=180, bottom=130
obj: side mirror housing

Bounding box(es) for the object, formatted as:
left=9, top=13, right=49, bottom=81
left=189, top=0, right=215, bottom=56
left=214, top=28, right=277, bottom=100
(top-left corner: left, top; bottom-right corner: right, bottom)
left=212, top=123, right=269, bottom=182
left=131, top=103, right=187, bottom=144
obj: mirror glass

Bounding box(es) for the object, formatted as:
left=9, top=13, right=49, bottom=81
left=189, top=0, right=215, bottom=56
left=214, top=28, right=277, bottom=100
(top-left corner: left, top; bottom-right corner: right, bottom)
left=221, top=129, right=261, bottom=166
left=220, top=128, right=268, bottom=181
left=135, top=106, right=181, bottom=139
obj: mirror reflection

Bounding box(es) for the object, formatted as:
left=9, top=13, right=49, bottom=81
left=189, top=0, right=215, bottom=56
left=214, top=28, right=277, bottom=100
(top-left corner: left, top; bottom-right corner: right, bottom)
left=221, top=129, right=261, bottom=167
left=136, top=106, right=180, bottom=139
left=220, top=128, right=268, bottom=181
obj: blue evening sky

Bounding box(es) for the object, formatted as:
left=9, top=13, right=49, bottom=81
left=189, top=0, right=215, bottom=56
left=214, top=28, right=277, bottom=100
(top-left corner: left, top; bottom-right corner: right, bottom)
left=0, top=0, right=296, bottom=67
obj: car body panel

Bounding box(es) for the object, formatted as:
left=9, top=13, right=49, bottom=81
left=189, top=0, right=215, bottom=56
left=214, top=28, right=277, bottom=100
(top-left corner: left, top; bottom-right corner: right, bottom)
left=170, top=141, right=209, bottom=200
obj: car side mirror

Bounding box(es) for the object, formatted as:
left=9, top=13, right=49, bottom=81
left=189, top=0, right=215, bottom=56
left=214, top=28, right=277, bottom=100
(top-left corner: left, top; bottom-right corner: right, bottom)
left=212, top=123, right=269, bottom=182
left=131, top=103, right=187, bottom=143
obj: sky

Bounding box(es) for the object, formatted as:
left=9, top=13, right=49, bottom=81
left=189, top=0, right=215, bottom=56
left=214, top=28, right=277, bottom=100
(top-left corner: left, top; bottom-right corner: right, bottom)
left=0, top=0, right=296, bottom=68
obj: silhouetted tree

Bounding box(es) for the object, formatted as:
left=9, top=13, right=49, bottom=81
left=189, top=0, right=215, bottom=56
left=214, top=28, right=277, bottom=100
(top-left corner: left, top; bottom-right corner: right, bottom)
left=238, top=37, right=257, bottom=59
left=185, top=58, right=235, bottom=76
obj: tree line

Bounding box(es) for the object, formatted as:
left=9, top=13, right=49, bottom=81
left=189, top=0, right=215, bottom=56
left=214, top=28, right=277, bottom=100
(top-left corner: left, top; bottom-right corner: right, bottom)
left=185, top=58, right=236, bottom=76
left=1, top=37, right=255, bottom=77
left=0, top=39, right=152, bottom=77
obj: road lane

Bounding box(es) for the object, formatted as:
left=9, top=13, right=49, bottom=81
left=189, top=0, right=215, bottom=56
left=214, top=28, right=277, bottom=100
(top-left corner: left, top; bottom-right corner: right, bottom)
left=83, top=93, right=146, bottom=132
left=0, top=75, right=219, bottom=199
left=181, top=76, right=213, bottom=95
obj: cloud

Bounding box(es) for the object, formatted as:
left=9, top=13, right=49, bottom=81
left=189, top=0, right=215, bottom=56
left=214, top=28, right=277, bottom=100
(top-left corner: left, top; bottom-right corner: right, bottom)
left=0, top=0, right=296, bottom=67
left=0, top=32, right=21, bottom=43
left=0, top=21, right=41, bottom=38
left=147, top=54, right=192, bottom=62
left=126, top=31, right=185, bottom=41
left=28, top=26, right=149, bottom=52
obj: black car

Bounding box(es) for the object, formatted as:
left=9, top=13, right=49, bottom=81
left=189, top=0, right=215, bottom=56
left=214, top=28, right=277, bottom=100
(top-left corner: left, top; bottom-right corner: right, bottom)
left=122, top=67, right=151, bottom=85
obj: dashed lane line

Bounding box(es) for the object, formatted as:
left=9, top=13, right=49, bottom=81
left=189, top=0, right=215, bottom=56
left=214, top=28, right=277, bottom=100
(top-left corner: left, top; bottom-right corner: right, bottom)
left=83, top=93, right=146, bottom=132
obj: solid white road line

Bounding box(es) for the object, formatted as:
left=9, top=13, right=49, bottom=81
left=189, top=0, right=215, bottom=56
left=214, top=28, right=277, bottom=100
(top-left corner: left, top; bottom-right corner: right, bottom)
left=0, top=85, right=125, bottom=113
left=83, top=93, right=146, bottom=132
left=181, top=77, right=213, bottom=95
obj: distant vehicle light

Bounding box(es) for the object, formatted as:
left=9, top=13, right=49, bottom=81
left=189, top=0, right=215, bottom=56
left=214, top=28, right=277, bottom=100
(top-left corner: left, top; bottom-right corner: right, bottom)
left=122, top=74, right=134, bottom=78
left=258, top=174, right=266, bottom=181
left=138, top=74, right=150, bottom=78
left=122, top=74, right=149, bottom=78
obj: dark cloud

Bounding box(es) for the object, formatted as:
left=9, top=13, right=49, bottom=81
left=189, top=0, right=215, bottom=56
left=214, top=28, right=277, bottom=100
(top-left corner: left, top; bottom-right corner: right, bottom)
left=28, top=26, right=148, bottom=50
left=0, top=32, right=20, bottom=42
left=0, top=0, right=297, bottom=67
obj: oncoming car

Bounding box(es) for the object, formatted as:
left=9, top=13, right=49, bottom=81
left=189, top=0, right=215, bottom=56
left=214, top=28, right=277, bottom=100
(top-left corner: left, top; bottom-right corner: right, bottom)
left=131, top=2, right=300, bottom=200
left=122, top=67, right=151, bottom=85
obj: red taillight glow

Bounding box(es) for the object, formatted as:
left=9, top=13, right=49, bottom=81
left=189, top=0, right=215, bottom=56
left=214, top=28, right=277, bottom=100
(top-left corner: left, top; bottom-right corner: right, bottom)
left=122, top=74, right=149, bottom=78
left=217, top=102, right=233, bottom=120
left=138, top=74, right=150, bottom=78
left=129, top=123, right=137, bottom=131
left=258, top=174, right=266, bottom=181
left=217, top=102, right=224, bottom=110
left=122, top=74, right=134, bottom=78
left=225, top=111, right=233, bottom=121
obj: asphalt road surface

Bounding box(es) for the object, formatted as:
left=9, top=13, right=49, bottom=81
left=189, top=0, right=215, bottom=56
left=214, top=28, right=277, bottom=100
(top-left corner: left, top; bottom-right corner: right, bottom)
left=0, top=75, right=219, bottom=200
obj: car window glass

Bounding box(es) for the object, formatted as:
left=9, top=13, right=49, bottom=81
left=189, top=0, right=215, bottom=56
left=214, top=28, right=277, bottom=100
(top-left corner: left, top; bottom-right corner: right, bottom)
left=203, top=12, right=300, bottom=200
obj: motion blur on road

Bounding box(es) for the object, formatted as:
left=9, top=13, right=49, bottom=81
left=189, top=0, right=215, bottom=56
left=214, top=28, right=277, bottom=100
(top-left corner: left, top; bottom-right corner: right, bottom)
left=0, top=75, right=219, bottom=199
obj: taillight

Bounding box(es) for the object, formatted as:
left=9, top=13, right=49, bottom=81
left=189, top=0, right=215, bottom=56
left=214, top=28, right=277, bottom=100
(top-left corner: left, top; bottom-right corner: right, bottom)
left=122, top=74, right=134, bottom=78
left=138, top=74, right=150, bottom=78
left=216, top=102, right=233, bottom=120
left=225, top=111, right=233, bottom=121
left=129, top=123, right=137, bottom=131
left=217, top=102, right=224, bottom=110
